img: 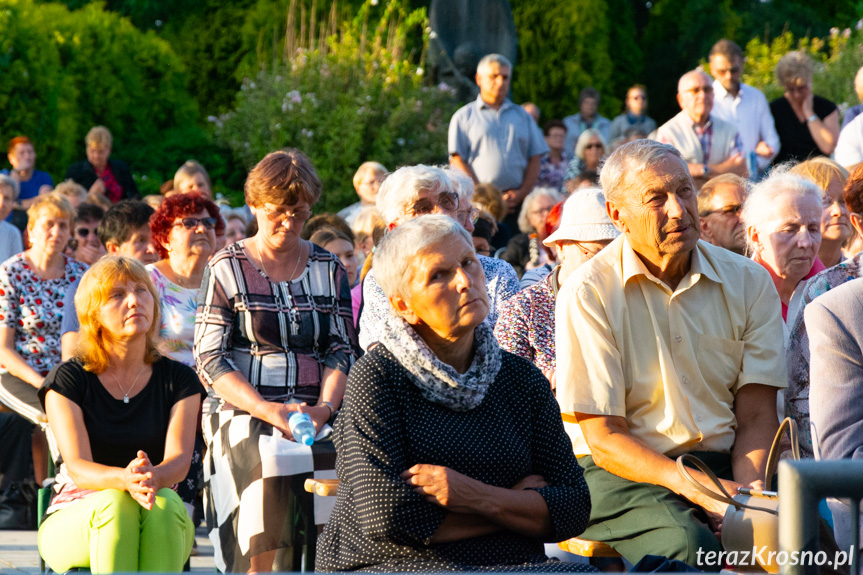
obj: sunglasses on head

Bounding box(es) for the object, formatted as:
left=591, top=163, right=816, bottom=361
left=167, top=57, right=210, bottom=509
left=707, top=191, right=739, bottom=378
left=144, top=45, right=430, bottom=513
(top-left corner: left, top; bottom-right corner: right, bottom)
left=173, top=217, right=218, bottom=230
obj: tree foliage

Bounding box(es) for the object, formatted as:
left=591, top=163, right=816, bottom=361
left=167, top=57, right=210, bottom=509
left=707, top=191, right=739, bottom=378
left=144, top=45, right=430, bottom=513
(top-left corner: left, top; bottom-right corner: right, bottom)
left=214, top=0, right=459, bottom=211
left=509, top=0, right=618, bottom=121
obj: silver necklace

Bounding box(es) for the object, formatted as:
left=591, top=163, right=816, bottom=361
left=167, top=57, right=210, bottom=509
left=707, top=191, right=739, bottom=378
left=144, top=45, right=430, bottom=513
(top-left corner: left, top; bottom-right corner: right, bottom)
left=107, top=365, right=147, bottom=404
left=256, top=237, right=304, bottom=331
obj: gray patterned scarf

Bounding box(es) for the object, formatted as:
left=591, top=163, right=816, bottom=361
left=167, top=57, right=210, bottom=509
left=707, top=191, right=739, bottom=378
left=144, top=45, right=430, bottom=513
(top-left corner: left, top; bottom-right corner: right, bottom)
left=377, top=313, right=501, bottom=412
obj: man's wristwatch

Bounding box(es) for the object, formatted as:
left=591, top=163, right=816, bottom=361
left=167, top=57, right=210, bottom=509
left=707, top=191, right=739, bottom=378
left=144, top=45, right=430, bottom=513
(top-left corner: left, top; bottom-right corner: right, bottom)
left=807, top=114, right=819, bottom=123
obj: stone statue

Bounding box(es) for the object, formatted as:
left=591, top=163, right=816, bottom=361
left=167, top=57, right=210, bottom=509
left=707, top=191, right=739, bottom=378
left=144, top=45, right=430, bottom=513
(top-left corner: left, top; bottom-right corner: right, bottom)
left=427, top=0, right=518, bottom=103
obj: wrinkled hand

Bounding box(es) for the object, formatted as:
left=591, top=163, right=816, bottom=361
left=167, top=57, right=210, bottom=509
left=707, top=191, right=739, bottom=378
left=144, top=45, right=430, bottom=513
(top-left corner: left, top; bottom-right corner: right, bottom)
left=125, top=450, right=157, bottom=510
left=89, top=178, right=106, bottom=196
left=541, top=369, right=556, bottom=390
left=76, top=243, right=106, bottom=265
left=755, top=141, right=774, bottom=158
left=502, top=190, right=521, bottom=213
left=511, top=474, right=547, bottom=491
left=401, top=464, right=484, bottom=514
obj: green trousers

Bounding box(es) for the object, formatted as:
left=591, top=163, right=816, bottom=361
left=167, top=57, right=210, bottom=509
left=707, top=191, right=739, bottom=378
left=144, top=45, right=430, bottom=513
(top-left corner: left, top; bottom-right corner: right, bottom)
left=38, top=488, right=194, bottom=573
left=578, top=452, right=733, bottom=571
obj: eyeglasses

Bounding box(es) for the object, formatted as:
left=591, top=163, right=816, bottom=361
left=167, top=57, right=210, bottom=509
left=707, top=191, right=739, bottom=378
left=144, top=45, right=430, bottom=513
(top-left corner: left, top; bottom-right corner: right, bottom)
left=573, top=241, right=606, bottom=259
left=786, top=84, right=809, bottom=94
left=457, top=207, right=480, bottom=225
left=682, top=86, right=714, bottom=95
left=584, top=143, right=604, bottom=150
left=405, top=191, right=459, bottom=217
left=173, top=217, right=218, bottom=230
left=262, top=206, right=313, bottom=224
left=700, top=204, right=743, bottom=218
left=475, top=247, right=492, bottom=257
left=76, top=227, right=97, bottom=238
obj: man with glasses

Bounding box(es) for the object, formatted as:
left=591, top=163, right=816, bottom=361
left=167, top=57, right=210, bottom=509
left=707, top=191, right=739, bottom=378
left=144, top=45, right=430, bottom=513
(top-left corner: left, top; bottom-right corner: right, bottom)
left=708, top=39, right=779, bottom=177
left=697, top=174, right=749, bottom=256
left=656, top=70, right=747, bottom=188
left=448, top=53, right=548, bottom=232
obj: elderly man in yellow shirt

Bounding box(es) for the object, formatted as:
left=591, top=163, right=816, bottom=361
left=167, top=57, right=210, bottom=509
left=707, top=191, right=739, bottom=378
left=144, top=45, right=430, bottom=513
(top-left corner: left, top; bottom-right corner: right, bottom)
left=555, top=139, right=786, bottom=570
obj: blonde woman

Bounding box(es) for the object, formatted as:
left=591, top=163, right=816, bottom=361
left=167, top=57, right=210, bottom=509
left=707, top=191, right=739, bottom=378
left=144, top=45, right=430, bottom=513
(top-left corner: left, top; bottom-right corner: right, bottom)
left=38, top=256, right=203, bottom=572
left=65, top=126, right=138, bottom=202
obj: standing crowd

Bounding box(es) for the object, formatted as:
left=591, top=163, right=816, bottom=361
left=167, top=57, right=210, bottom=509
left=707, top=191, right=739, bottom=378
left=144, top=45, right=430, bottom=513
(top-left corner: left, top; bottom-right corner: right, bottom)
left=0, top=36, right=861, bottom=573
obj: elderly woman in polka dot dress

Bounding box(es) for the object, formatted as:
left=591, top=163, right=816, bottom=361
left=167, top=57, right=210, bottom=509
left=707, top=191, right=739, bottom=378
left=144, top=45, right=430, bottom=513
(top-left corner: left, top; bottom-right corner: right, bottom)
left=316, top=215, right=594, bottom=573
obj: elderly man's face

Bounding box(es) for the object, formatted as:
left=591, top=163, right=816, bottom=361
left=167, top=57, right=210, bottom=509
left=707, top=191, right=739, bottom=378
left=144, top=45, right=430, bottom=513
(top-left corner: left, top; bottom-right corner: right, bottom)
left=700, top=182, right=747, bottom=254
left=677, top=73, right=714, bottom=124
left=749, top=192, right=821, bottom=282
left=612, top=154, right=700, bottom=262
left=476, top=63, right=510, bottom=107
left=394, top=234, right=489, bottom=343
left=709, top=54, right=743, bottom=95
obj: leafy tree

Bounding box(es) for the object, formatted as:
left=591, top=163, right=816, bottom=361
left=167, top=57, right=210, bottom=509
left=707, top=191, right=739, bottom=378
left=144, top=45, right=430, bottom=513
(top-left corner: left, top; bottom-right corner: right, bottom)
left=510, top=0, right=618, bottom=121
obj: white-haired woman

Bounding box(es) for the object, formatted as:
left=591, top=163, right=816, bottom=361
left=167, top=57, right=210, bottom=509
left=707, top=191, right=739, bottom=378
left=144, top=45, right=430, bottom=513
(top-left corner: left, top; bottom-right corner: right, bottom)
left=500, top=187, right=564, bottom=278
left=563, top=128, right=608, bottom=186
left=742, top=171, right=824, bottom=341
left=317, top=215, right=594, bottom=573
left=0, top=174, right=23, bottom=263
left=357, top=165, right=518, bottom=351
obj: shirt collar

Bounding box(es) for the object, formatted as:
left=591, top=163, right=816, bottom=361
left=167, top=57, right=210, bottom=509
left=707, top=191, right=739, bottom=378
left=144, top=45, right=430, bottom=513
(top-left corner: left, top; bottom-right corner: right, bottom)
left=477, top=94, right=512, bottom=111
left=621, top=237, right=722, bottom=292
left=713, top=79, right=742, bottom=102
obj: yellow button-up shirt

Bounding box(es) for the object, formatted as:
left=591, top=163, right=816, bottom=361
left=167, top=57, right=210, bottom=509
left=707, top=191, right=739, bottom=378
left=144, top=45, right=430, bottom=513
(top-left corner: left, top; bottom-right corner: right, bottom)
left=556, top=236, right=787, bottom=457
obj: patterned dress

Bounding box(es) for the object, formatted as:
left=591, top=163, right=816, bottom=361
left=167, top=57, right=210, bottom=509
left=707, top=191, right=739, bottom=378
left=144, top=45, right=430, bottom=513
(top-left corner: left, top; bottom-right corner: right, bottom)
left=0, top=253, right=87, bottom=423
left=194, top=240, right=358, bottom=572
left=494, top=268, right=558, bottom=375
left=358, top=256, right=518, bottom=351
left=785, top=251, right=863, bottom=457
left=316, top=346, right=594, bottom=572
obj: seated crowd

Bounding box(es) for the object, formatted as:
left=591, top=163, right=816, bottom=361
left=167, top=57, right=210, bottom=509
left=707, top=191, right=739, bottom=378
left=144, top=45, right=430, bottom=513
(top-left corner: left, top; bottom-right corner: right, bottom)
left=1, top=37, right=862, bottom=575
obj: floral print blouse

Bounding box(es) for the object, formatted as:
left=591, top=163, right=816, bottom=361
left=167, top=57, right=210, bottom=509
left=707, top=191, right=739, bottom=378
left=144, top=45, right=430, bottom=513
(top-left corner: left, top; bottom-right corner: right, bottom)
left=148, top=265, right=199, bottom=368
left=0, top=254, right=88, bottom=376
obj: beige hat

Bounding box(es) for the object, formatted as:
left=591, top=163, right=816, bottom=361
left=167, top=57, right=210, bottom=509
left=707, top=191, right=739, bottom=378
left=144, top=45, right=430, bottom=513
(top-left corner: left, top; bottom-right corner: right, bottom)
left=543, top=187, right=620, bottom=246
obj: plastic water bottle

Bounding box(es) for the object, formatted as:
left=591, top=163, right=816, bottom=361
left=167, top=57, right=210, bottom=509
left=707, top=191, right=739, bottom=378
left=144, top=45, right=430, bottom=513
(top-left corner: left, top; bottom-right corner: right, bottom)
left=288, top=412, right=316, bottom=446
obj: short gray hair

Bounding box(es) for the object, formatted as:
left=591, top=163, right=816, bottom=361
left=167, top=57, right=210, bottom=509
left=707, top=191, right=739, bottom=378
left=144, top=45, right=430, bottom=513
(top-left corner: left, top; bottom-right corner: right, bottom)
left=375, top=165, right=454, bottom=226
left=0, top=174, right=19, bottom=200
left=374, top=215, right=472, bottom=303
left=443, top=166, right=475, bottom=202
left=775, top=51, right=813, bottom=87
left=477, top=53, right=512, bottom=76
left=517, top=186, right=564, bottom=234
left=599, top=139, right=684, bottom=205
left=742, top=170, right=823, bottom=251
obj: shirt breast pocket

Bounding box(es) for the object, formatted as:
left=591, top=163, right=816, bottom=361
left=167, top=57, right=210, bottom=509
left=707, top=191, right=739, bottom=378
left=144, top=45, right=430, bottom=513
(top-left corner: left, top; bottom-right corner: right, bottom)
left=697, top=334, right=744, bottom=390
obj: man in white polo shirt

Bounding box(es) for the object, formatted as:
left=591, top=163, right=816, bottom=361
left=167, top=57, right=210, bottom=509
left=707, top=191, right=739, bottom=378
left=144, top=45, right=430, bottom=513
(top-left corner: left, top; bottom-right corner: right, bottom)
left=709, top=39, right=780, bottom=176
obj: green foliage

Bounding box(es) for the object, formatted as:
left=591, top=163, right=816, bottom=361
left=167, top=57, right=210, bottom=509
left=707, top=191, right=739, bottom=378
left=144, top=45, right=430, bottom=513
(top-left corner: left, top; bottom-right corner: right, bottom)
left=509, top=0, right=619, bottom=121
left=0, top=0, right=232, bottom=195
left=641, top=0, right=743, bottom=123
left=215, top=0, right=459, bottom=213
left=742, top=27, right=863, bottom=114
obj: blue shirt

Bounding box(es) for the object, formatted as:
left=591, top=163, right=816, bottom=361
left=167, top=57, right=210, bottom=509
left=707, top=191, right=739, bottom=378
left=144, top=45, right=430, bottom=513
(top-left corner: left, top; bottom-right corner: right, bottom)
left=448, top=96, right=548, bottom=192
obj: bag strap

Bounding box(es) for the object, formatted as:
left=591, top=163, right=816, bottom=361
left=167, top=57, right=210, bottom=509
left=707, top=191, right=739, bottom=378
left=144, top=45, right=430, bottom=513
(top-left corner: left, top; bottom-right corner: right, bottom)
left=764, top=417, right=800, bottom=491
left=676, top=454, right=778, bottom=515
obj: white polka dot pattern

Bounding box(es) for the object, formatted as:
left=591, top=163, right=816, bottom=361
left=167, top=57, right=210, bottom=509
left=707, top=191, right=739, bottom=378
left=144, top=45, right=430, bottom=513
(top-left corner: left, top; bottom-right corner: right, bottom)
left=315, top=346, right=595, bottom=572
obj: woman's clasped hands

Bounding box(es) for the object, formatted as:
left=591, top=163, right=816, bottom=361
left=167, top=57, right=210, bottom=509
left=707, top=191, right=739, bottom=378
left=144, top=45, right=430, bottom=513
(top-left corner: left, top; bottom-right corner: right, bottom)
left=124, top=450, right=158, bottom=510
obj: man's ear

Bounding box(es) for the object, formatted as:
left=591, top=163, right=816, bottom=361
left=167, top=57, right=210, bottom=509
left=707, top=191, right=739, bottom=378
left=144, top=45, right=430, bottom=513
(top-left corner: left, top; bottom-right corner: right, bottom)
left=746, top=225, right=760, bottom=253
left=390, top=295, right=419, bottom=325
left=606, top=201, right=627, bottom=233
left=105, top=240, right=120, bottom=254
left=699, top=217, right=714, bottom=243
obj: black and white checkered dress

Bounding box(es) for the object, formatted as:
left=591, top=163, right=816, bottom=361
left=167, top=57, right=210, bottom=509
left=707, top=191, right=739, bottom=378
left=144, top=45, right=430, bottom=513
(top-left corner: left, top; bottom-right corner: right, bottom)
left=195, top=241, right=358, bottom=572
